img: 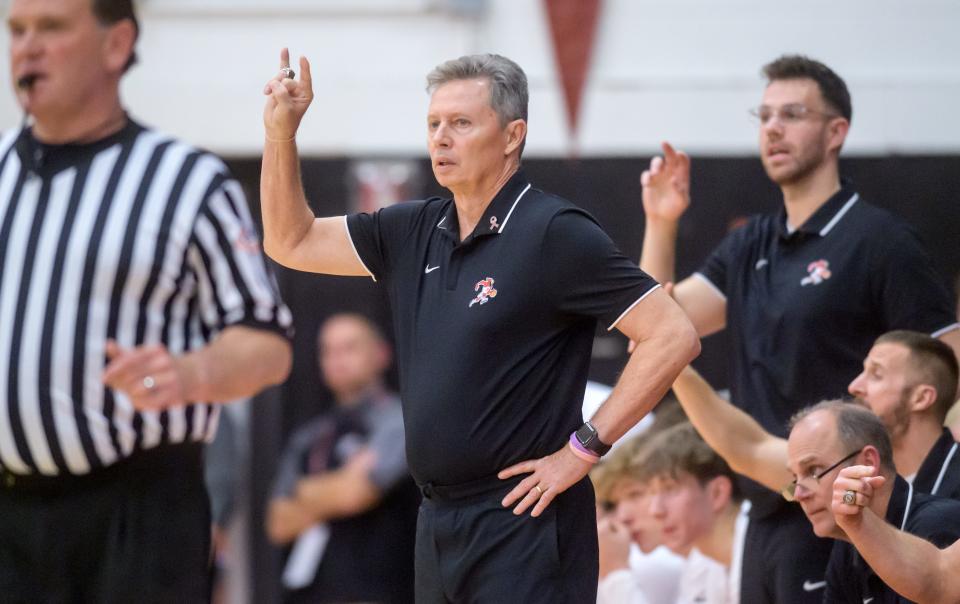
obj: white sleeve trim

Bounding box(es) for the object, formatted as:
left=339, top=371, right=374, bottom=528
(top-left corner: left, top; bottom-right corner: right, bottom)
left=691, top=272, right=727, bottom=302
left=342, top=215, right=377, bottom=282
left=607, top=284, right=662, bottom=332
left=931, top=323, right=960, bottom=339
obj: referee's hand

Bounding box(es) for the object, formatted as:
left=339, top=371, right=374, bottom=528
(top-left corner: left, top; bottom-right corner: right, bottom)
left=103, top=340, right=188, bottom=411
left=498, top=445, right=594, bottom=517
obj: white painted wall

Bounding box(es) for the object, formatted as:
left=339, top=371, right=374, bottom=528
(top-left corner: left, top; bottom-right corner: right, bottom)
left=2, top=0, right=958, bottom=156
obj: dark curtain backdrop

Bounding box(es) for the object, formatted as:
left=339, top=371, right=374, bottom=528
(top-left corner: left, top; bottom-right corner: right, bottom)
left=229, top=154, right=960, bottom=601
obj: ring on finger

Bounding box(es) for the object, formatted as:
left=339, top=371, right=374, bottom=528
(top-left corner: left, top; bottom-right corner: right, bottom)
left=280, top=67, right=295, bottom=80
left=143, top=375, right=156, bottom=390
left=533, top=485, right=543, bottom=496
left=842, top=489, right=856, bottom=505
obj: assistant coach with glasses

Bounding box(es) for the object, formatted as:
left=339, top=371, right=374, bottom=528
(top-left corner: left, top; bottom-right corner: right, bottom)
left=260, top=51, right=700, bottom=601
left=637, top=55, right=960, bottom=603
left=0, top=1, right=292, bottom=601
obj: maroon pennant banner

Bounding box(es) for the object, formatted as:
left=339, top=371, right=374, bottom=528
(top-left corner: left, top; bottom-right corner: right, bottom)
left=543, top=0, right=603, bottom=143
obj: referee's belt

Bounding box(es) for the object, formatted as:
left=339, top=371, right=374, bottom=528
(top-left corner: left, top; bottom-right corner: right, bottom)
left=0, top=442, right=202, bottom=495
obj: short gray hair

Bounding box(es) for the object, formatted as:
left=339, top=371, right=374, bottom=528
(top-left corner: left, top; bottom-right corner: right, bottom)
left=790, top=400, right=896, bottom=474
left=426, top=54, right=529, bottom=127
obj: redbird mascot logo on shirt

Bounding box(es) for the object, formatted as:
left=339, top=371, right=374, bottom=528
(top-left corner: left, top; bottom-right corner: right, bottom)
left=469, top=278, right=498, bottom=307
left=800, top=259, right=832, bottom=286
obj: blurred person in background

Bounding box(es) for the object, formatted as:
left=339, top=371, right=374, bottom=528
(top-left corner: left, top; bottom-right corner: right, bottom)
left=593, top=429, right=684, bottom=604
left=0, top=0, right=292, bottom=601
left=205, top=399, right=251, bottom=604
left=620, top=422, right=746, bottom=604
left=260, top=49, right=699, bottom=601
left=629, top=423, right=748, bottom=604
left=638, top=54, right=960, bottom=604
left=267, top=313, right=418, bottom=604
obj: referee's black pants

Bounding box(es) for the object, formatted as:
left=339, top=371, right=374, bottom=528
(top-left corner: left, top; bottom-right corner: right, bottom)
left=0, top=443, right=211, bottom=604
left=415, top=474, right=598, bottom=603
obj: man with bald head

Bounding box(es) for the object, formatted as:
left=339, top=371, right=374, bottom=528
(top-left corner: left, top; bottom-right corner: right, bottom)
left=786, top=402, right=960, bottom=602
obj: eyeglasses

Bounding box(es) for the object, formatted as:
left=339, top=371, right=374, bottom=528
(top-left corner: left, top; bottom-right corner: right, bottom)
left=749, top=103, right=839, bottom=126
left=781, top=449, right=861, bottom=502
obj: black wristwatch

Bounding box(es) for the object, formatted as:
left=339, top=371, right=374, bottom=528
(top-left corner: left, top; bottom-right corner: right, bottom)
left=574, top=421, right=612, bottom=457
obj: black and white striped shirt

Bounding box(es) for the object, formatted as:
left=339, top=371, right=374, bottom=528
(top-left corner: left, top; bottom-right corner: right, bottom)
left=0, top=120, right=292, bottom=477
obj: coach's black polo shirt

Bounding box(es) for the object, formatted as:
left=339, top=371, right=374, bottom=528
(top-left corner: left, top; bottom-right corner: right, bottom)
left=824, top=476, right=960, bottom=603
left=699, top=185, right=957, bottom=436
left=698, top=186, right=957, bottom=513
left=346, top=170, right=658, bottom=486
left=915, top=428, right=960, bottom=500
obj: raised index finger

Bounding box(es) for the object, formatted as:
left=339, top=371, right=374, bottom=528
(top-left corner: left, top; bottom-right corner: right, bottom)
left=662, top=141, right=677, bottom=162
left=280, top=47, right=290, bottom=69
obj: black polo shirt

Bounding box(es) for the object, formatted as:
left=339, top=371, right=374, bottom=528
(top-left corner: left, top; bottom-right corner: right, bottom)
left=824, top=476, right=960, bottom=603
left=346, top=170, right=658, bottom=485
left=699, top=186, right=957, bottom=438
left=914, top=428, right=960, bottom=500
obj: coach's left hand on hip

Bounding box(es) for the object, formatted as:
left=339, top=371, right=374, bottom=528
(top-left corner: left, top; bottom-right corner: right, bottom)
left=498, top=445, right=593, bottom=517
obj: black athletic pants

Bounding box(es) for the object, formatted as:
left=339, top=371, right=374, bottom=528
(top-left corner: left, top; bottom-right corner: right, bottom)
left=415, top=474, right=598, bottom=603
left=0, top=443, right=211, bottom=604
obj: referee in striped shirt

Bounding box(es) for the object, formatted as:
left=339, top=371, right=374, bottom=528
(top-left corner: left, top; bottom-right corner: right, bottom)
left=1, top=1, right=293, bottom=601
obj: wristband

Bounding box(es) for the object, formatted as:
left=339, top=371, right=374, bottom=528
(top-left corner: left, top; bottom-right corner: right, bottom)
left=569, top=433, right=601, bottom=464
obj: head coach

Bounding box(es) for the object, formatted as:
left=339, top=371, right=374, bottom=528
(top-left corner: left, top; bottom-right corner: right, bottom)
left=260, top=50, right=700, bottom=601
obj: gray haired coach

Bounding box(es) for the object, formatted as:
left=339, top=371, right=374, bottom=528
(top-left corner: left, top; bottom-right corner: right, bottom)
left=261, top=51, right=700, bottom=601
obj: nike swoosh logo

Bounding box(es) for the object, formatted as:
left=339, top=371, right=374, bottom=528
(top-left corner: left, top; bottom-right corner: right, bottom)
left=425, top=265, right=440, bottom=274
left=802, top=580, right=826, bottom=592
left=864, top=599, right=874, bottom=604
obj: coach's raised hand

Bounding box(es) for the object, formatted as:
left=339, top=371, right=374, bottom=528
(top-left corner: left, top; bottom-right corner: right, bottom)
left=263, top=48, right=313, bottom=142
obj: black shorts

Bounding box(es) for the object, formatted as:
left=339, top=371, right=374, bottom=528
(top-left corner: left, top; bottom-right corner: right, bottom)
left=739, top=502, right=835, bottom=604
left=415, top=474, right=598, bottom=603
left=0, top=443, right=211, bottom=604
